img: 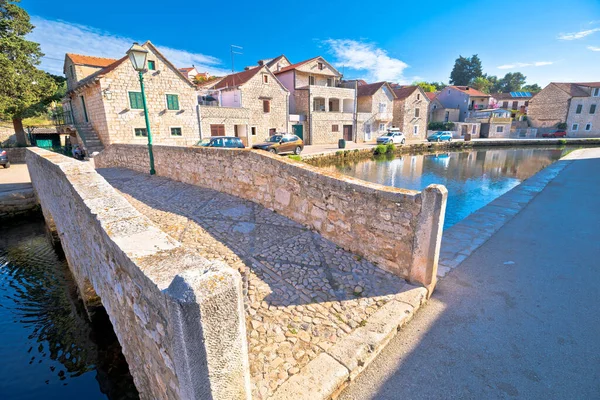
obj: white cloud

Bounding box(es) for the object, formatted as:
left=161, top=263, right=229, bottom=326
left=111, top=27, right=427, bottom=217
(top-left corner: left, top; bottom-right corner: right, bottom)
left=558, top=28, right=600, bottom=40
left=497, top=61, right=554, bottom=69
left=588, top=46, right=600, bottom=51
left=323, top=39, right=409, bottom=83
left=28, top=17, right=229, bottom=76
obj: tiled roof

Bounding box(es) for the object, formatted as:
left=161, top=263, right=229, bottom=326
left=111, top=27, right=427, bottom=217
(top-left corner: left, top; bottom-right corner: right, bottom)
left=552, top=83, right=591, bottom=97
left=67, top=53, right=118, bottom=67
left=450, top=86, right=490, bottom=97
left=179, top=67, right=195, bottom=73
left=393, top=85, right=419, bottom=100
left=265, top=55, right=289, bottom=68
left=425, top=92, right=437, bottom=101
left=212, top=66, right=263, bottom=89
left=273, top=56, right=321, bottom=74
left=575, top=82, right=600, bottom=88
left=357, top=82, right=386, bottom=97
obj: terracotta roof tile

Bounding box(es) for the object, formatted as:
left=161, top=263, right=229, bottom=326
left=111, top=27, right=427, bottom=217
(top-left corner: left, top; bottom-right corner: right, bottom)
left=425, top=92, right=437, bottom=101
left=67, top=53, right=118, bottom=67
left=393, top=85, right=419, bottom=100
left=357, top=82, right=386, bottom=97
left=213, top=66, right=263, bottom=89
left=450, top=86, right=490, bottom=97
left=273, top=56, right=321, bottom=74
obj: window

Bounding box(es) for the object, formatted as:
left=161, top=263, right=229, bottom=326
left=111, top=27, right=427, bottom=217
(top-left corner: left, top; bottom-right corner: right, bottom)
left=269, top=128, right=277, bottom=135
left=129, top=92, right=144, bottom=109
left=134, top=128, right=148, bottom=137
left=379, top=103, right=387, bottom=113
left=332, top=125, right=339, bottom=132
left=413, top=125, right=419, bottom=136
left=503, top=101, right=509, bottom=108
left=263, top=74, right=269, bottom=84
left=148, top=60, right=156, bottom=70
left=69, top=65, right=75, bottom=78
left=210, top=124, right=225, bottom=136
left=365, top=124, right=371, bottom=134
left=590, top=104, right=597, bottom=114
left=170, top=127, right=182, bottom=136
left=318, top=62, right=324, bottom=70
left=313, top=98, right=325, bottom=111
left=593, top=88, right=600, bottom=97
left=585, top=123, right=592, bottom=131
left=496, top=126, right=504, bottom=133
left=415, top=108, right=420, bottom=118
left=572, top=123, right=579, bottom=131
left=472, top=125, right=476, bottom=134
left=263, top=100, right=270, bottom=113
left=417, top=93, right=421, bottom=100
left=576, top=104, right=583, bottom=114
left=326, top=78, right=333, bottom=87
left=309, top=75, right=315, bottom=85
left=166, top=94, right=180, bottom=110
left=251, top=127, right=257, bottom=136
left=379, top=123, right=385, bottom=132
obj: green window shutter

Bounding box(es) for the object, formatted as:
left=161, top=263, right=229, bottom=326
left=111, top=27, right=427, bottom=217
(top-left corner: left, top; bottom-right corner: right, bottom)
left=167, top=94, right=179, bottom=110
left=129, top=92, right=143, bottom=109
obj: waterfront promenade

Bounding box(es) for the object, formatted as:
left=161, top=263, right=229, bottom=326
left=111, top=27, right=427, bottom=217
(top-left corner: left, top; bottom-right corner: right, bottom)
left=339, top=147, right=600, bottom=399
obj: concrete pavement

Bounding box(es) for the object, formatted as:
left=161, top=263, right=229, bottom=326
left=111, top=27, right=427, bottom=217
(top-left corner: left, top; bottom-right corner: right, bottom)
left=339, top=147, right=600, bottom=399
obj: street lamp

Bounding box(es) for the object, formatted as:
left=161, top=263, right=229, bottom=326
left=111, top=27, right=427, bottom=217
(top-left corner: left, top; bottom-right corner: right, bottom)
left=127, top=42, right=155, bottom=175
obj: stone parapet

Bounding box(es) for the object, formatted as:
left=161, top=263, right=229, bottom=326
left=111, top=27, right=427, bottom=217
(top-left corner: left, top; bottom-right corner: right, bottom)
left=26, top=148, right=250, bottom=400
left=96, top=145, right=448, bottom=291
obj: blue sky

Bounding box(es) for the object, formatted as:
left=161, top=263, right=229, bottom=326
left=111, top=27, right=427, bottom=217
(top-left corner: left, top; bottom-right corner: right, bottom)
left=24, top=0, right=600, bottom=87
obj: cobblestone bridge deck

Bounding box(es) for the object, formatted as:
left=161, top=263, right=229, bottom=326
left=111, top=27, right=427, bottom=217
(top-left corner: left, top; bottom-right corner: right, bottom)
left=98, top=167, right=414, bottom=399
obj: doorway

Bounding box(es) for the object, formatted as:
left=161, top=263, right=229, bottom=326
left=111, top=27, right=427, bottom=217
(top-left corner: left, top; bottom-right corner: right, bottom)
left=343, top=125, right=353, bottom=141
left=292, top=124, right=303, bottom=140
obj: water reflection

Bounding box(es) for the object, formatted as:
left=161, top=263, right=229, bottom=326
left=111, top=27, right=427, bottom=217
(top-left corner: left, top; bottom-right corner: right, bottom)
left=321, top=147, right=566, bottom=228
left=0, top=217, right=138, bottom=400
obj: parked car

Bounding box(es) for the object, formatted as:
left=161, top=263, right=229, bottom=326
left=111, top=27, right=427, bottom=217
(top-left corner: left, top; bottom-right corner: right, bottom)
left=542, top=130, right=567, bottom=138
left=376, top=129, right=406, bottom=145
left=0, top=148, right=9, bottom=168
left=427, top=131, right=453, bottom=142
left=252, top=133, right=304, bottom=155
left=195, top=136, right=245, bottom=148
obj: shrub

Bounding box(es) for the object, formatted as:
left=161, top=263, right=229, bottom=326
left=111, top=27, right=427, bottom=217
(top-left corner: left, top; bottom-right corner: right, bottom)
left=558, top=139, right=567, bottom=145
left=385, top=143, right=395, bottom=153
left=428, top=121, right=455, bottom=131
left=374, top=144, right=387, bottom=155
left=557, top=122, right=567, bottom=130
left=287, top=154, right=302, bottom=161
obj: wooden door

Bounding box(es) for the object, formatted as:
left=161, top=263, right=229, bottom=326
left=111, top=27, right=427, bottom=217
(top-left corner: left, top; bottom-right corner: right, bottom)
left=210, top=124, right=225, bottom=136
left=343, top=125, right=353, bottom=141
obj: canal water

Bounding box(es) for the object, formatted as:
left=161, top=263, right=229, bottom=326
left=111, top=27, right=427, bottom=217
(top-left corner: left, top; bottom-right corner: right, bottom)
left=320, top=147, right=569, bottom=228
left=0, top=216, right=138, bottom=400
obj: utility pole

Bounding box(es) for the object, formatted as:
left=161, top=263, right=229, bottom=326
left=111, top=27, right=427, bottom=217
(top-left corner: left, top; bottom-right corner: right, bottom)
left=230, top=45, right=243, bottom=73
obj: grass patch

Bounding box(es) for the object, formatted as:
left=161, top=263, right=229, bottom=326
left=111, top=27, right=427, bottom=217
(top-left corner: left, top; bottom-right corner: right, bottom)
left=385, top=143, right=396, bottom=154
left=558, top=139, right=567, bottom=145
left=287, top=154, right=302, bottom=161
left=359, top=320, right=367, bottom=327
left=373, top=144, right=387, bottom=155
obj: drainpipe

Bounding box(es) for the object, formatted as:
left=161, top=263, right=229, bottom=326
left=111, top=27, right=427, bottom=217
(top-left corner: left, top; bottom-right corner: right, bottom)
left=196, top=103, right=203, bottom=140
left=308, top=86, right=312, bottom=145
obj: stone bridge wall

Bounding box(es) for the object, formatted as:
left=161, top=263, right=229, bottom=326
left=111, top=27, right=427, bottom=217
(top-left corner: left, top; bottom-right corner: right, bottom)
left=26, top=147, right=250, bottom=400
left=96, top=145, right=447, bottom=291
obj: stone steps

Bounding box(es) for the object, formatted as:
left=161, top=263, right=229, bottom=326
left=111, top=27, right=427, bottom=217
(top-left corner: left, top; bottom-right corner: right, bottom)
left=76, top=124, right=105, bottom=154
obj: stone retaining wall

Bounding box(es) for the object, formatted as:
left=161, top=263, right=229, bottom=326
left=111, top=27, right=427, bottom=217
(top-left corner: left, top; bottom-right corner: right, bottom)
left=26, top=148, right=251, bottom=400
left=5, top=147, right=27, bottom=163
left=0, top=186, right=38, bottom=220
left=95, top=145, right=448, bottom=291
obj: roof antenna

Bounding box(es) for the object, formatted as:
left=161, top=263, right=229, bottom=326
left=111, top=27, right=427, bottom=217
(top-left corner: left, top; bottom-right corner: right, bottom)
left=231, top=45, right=243, bottom=73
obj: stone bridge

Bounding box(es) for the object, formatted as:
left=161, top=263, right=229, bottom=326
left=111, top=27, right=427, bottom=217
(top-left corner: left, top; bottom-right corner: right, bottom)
left=26, top=145, right=446, bottom=400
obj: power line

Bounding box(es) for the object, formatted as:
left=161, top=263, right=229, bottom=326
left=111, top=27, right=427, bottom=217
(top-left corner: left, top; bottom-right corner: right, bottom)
left=230, top=45, right=243, bottom=73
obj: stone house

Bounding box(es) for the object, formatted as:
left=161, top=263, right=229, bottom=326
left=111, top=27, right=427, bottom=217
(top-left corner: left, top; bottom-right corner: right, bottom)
left=490, top=92, right=533, bottom=116
left=466, top=108, right=512, bottom=138
left=256, top=55, right=292, bottom=73
left=437, top=86, right=490, bottom=122
left=198, top=65, right=289, bottom=146
left=426, top=92, right=460, bottom=123
left=61, top=41, right=200, bottom=153
left=392, top=86, right=430, bottom=141
left=274, top=56, right=357, bottom=144
left=528, top=82, right=600, bottom=137
left=355, top=82, right=396, bottom=142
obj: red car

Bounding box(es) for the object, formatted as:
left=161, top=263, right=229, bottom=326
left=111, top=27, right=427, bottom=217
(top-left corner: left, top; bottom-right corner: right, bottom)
left=542, top=130, right=567, bottom=138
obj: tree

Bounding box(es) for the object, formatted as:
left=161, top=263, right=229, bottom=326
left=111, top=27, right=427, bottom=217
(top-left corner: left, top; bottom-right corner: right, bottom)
left=0, top=0, right=57, bottom=145
left=413, top=81, right=437, bottom=92
left=496, top=72, right=527, bottom=93
left=469, top=76, right=493, bottom=94
left=449, top=54, right=483, bottom=86
left=522, top=83, right=542, bottom=93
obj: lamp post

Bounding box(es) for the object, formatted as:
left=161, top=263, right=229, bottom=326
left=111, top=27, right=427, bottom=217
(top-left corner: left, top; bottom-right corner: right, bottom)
left=127, top=42, right=155, bottom=175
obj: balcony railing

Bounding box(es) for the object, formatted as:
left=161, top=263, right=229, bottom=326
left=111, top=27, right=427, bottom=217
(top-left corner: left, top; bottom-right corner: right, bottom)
left=51, top=108, right=74, bottom=126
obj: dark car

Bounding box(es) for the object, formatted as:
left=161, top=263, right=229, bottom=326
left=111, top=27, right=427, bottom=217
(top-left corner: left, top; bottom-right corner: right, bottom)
left=195, top=136, right=245, bottom=148
left=0, top=148, right=9, bottom=168
left=542, top=130, right=567, bottom=138
left=252, top=133, right=304, bottom=155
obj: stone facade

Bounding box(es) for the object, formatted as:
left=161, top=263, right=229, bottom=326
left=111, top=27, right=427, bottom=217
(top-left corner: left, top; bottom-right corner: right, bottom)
left=63, top=42, right=201, bottom=147
left=26, top=148, right=250, bottom=400
left=527, top=83, right=572, bottom=129
left=566, top=95, right=600, bottom=137
left=198, top=65, right=288, bottom=146
left=356, top=83, right=395, bottom=142
left=393, top=86, right=430, bottom=141
left=96, top=144, right=448, bottom=291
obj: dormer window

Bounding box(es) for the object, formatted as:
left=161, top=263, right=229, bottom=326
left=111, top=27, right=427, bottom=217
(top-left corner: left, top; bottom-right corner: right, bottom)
left=318, top=62, right=324, bottom=70
left=263, top=74, right=269, bottom=84
left=593, top=87, right=600, bottom=97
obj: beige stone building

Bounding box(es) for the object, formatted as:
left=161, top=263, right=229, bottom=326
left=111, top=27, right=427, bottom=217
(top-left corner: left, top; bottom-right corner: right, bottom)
left=528, top=82, right=600, bottom=137
left=427, top=92, right=460, bottom=123
left=274, top=56, right=357, bottom=144
left=355, top=82, right=396, bottom=142
left=392, top=86, right=430, bottom=141
left=61, top=41, right=200, bottom=153
left=197, top=65, right=289, bottom=146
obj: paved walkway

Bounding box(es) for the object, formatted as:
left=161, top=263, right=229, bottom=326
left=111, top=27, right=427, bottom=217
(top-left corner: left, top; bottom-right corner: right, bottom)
left=97, top=168, right=411, bottom=399
left=339, top=147, right=600, bottom=399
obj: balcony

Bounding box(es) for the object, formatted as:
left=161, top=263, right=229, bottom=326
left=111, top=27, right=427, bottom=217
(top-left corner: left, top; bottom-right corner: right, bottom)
left=51, top=108, right=74, bottom=126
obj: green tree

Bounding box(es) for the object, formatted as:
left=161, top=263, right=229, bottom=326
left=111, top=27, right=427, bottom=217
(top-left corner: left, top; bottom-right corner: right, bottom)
left=449, top=54, right=483, bottom=86
left=469, top=76, right=493, bottom=94
left=413, top=81, right=437, bottom=92
left=0, top=0, right=57, bottom=145
left=522, top=83, right=542, bottom=93
left=496, top=72, right=527, bottom=93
